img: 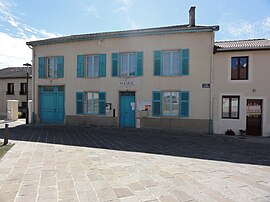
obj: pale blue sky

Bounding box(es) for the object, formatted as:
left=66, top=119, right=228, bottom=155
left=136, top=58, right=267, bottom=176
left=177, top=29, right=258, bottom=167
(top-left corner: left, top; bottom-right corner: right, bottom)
left=0, top=0, right=269, bottom=68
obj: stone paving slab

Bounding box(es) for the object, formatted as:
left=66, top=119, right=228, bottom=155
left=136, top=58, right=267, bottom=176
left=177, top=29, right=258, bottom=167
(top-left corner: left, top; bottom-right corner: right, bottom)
left=0, top=125, right=269, bottom=201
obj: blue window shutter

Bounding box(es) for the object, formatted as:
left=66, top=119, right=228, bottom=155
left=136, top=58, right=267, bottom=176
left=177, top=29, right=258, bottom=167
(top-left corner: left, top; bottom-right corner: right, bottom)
left=154, top=51, right=162, bottom=76
left=136, top=52, right=143, bottom=76
left=181, top=49, right=189, bottom=76
left=98, top=92, right=106, bottom=115
left=152, top=91, right=161, bottom=116
left=38, top=57, right=45, bottom=78
left=76, top=92, right=84, bottom=114
left=99, top=54, right=106, bottom=77
left=112, top=53, right=119, bottom=77
left=77, top=55, right=85, bottom=78
left=180, top=91, right=189, bottom=117
left=57, top=56, right=64, bottom=78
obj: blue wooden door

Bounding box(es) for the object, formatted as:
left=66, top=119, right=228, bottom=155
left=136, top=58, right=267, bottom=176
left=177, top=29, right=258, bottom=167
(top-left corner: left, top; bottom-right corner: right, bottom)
left=40, top=86, right=65, bottom=123
left=120, top=92, right=135, bottom=127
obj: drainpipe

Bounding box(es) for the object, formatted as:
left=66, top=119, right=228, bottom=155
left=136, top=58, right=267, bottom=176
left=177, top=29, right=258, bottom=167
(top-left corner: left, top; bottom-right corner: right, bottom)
left=27, top=45, right=35, bottom=123
left=209, top=33, right=215, bottom=135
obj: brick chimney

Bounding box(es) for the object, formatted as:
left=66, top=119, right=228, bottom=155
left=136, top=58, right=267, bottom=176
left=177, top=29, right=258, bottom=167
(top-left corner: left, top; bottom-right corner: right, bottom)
left=189, top=6, right=196, bottom=27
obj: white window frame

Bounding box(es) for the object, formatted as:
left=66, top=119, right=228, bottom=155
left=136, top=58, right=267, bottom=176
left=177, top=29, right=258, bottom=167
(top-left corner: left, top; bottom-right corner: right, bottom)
left=46, top=57, right=57, bottom=78
left=120, top=52, right=137, bottom=77
left=86, top=55, right=99, bottom=78
left=162, top=51, right=180, bottom=76
left=162, top=91, right=180, bottom=116
left=85, top=92, right=99, bottom=114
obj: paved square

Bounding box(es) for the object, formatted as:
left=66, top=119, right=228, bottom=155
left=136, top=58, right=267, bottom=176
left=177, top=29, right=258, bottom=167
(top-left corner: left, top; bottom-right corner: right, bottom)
left=0, top=124, right=270, bottom=201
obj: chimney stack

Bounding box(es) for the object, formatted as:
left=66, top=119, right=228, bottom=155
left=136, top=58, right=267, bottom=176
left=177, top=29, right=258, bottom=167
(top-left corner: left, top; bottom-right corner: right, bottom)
left=189, top=6, right=196, bottom=27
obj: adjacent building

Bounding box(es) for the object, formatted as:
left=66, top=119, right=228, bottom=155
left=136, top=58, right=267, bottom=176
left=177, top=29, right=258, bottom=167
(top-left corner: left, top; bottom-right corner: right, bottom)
left=213, top=39, right=270, bottom=137
left=0, top=67, right=32, bottom=118
left=26, top=7, right=219, bottom=133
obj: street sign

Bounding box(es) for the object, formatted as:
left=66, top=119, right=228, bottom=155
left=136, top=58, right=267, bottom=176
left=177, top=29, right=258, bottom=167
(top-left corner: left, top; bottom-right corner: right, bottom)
left=202, top=83, right=210, bottom=88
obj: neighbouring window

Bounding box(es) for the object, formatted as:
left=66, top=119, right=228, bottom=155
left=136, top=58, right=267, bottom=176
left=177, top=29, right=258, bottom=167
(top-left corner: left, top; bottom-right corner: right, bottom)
left=162, top=92, right=179, bottom=116
left=47, top=57, right=58, bottom=78
left=231, top=56, right=248, bottom=80
left=163, top=51, right=181, bottom=76
left=20, top=83, right=27, bottom=95
left=86, top=92, right=99, bottom=114
left=7, top=83, right=14, bottom=95
left=86, top=55, right=100, bottom=78
left=222, top=96, right=240, bottom=119
left=120, top=53, right=136, bottom=76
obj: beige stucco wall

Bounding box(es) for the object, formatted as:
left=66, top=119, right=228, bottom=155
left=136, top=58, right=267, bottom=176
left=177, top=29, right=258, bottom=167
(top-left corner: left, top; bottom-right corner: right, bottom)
left=32, top=31, right=215, bottom=129
left=0, top=78, right=32, bottom=117
left=213, top=50, right=270, bottom=136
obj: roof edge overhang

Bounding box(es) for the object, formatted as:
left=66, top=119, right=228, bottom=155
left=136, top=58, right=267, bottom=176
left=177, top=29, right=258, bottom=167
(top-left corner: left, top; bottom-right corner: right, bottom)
left=215, top=47, right=270, bottom=53
left=26, top=25, right=219, bottom=46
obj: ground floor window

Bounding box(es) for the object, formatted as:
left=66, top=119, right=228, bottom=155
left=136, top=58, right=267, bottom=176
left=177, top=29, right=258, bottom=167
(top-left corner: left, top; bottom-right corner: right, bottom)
left=86, top=92, right=99, bottom=114
left=162, top=92, right=179, bottom=116
left=152, top=91, right=189, bottom=117
left=222, top=96, right=240, bottom=119
left=76, top=91, right=106, bottom=115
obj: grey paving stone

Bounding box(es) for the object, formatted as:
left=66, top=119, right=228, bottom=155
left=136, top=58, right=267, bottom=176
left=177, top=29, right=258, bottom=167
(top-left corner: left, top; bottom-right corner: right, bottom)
left=113, top=187, right=133, bottom=198
left=159, top=195, right=178, bottom=202
left=77, top=191, right=99, bottom=202
left=58, top=179, right=75, bottom=191
left=128, top=182, right=145, bottom=191
left=58, top=189, right=78, bottom=200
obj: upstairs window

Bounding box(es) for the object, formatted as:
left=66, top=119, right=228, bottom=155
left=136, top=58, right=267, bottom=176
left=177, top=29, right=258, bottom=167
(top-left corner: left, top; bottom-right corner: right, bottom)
left=7, top=83, right=14, bottom=95
left=120, top=53, right=137, bottom=76
left=222, top=96, right=240, bottom=119
left=154, top=49, right=189, bottom=76
left=111, top=52, right=143, bottom=77
left=86, top=55, right=100, bottom=78
left=162, top=51, right=181, bottom=76
left=77, top=54, right=106, bottom=78
left=38, top=56, right=64, bottom=79
left=47, top=57, right=57, bottom=78
left=20, top=83, right=27, bottom=95
left=231, top=56, right=248, bottom=80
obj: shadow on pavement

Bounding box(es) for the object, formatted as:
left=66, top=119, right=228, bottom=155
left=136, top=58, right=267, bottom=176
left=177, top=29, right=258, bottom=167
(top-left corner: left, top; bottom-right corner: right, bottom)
left=1, top=124, right=270, bottom=166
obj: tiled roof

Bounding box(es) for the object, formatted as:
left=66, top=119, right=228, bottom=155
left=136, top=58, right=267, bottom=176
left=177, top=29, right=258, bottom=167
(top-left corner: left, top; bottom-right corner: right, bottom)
left=0, top=67, right=32, bottom=79
left=215, top=39, right=270, bottom=52
left=26, top=24, right=219, bottom=46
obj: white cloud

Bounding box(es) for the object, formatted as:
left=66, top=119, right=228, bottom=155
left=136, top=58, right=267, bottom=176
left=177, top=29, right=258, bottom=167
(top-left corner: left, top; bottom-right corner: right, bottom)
left=0, top=0, right=62, bottom=69
left=115, top=0, right=133, bottom=14
left=114, top=0, right=138, bottom=29
left=0, top=32, right=31, bottom=68
left=0, top=0, right=19, bottom=28
left=83, top=5, right=100, bottom=19
left=262, top=17, right=270, bottom=32
left=221, top=17, right=270, bottom=39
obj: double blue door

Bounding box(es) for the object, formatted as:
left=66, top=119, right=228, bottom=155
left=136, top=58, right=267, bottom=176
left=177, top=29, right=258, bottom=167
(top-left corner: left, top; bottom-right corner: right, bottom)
left=40, top=86, right=65, bottom=123
left=120, top=92, right=135, bottom=127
